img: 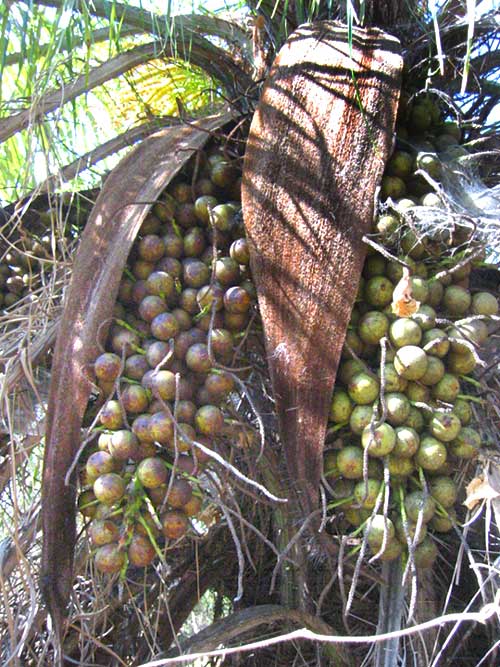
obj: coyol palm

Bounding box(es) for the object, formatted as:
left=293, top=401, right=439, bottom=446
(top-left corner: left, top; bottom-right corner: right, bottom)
left=0, top=2, right=499, bottom=667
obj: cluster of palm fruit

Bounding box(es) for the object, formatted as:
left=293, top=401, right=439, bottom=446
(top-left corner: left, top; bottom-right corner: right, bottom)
left=0, top=234, right=53, bottom=308
left=0, top=201, right=87, bottom=309
left=324, top=94, right=498, bottom=569
left=77, top=144, right=254, bottom=574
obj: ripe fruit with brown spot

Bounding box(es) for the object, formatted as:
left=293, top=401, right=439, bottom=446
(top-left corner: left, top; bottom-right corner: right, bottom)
left=93, top=473, right=126, bottom=505
left=95, top=543, right=126, bottom=573
left=361, top=423, right=396, bottom=457
left=128, top=533, right=156, bottom=567
left=137, top=457, right=168, bottom=488
left=89, top=519, right=120, bottom=546
left=161, top=510, right=189, bottom=539
left=94, top=353, right=122, bottom=383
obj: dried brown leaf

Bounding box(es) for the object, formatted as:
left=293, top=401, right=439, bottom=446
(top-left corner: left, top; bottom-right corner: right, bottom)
left=242, top=22, right=402, bottom=514
left=464, top=472, right=500, bottom=510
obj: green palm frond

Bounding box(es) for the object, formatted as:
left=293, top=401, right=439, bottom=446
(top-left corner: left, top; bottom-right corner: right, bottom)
left=110, top=58, right=219, bottom=128
left=0, top=1, right=251, bottom=202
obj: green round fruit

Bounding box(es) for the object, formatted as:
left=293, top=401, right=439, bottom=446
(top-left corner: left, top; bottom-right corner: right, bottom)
left=348, top=372, right=379, bottom=405
left=429, top=508, right=456, bottom=532
left=386, top=257, right=416, bottom=284
left=342, top=330, right=364, bottom=358
left=415, top=152, right=441, bottom=179
left=353, top=479, right=381, bottom=509
left=230, top=238, right=250, bottom=265
left=422, top=328, right=450, bottom=357
left=435, top=133, right=460, bottom=152
left=405, top=381, right=430, bottom=403
left=427, top=280, right=444, bottom=307
left=410, top=104, right=432, bottom=132
left=405, top=490, right=436, bottom=523
left=365, top=515, right=395, bottom=547
left=390, top=318, right=422, bottom=348
left=429, top=412, right=461, bottom=442
left=344, top=507, right=371, bottom=527
left=374, top=538, right=403, bottom=561
left=401, top=230, right=426, bottom=260
left=385, top=392, right=411, bottom=425
left=419, top=355, right=445, bottom=386
left=448, top=322, right=486, bottom=354
left=413, top=536, right=438, bottom=568
left=361, top=423, right=396, bottom=458
left=441, top=120, right=461, bottom=141
left=429, top=476, right=458, bottom=508
left=380, top=176, right=406, bottom=200
left=387, top=455, right=414, bottom=478
left=331, top=479, right=355, bottom=500
left=405, top=406, right=425, bottom=432
left=378, top=363, right=408, bottom=393
left=386, top=151, right=413, bottom=178
left=452, top=398, right=472, bottom=425
left=449, top=427, right=480, bottom=459
left=338, top=359, right=364, bottom=385
left=337, top=446, right=364, bottom=479
left=447, top=349, right=476, bottom=375
left=421, top=192, right=442, bottom=207
left=471, top=291, right=498, bottom=316
left=358, top=311, right=390, bottom=345
left=393, top=426, right=420, bottom=458
left=443, top=285, right=471, bottom=316
left=329, top=389, right=353, bottom=423
left=411, top=305, right=436, bottom=331
left=210, top=160, right=236, bottom=188
left=394, top=345, right=428, bottom=380
left=363, top=255, right=387, bottom=278
left=78, top=490, right=98, bottom=518
left=323, top=451, right=340, bottom=479
left=376, top=214, right=399, bottom=239
left=194, top=195, right=218, bottom=224
left=395, top=516, right=427, bottom=545
left=415, top=435, right=447, bottom=471
left=364, top=277, right=394, bottom=307
left=349, top=404, right=376, bottom=435
left=431, top=373, right=460, bottom=402
left=408, top=276, right=429, bottom=303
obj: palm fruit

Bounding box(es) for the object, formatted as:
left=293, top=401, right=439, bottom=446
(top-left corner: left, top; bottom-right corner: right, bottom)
left=95, top=544, right=126, bottom=573
left=317, top=93, right=497, bottom=576
left=77, top=141, right=253, bottom=574
left=365, top=515, right=396, bottom=548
